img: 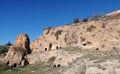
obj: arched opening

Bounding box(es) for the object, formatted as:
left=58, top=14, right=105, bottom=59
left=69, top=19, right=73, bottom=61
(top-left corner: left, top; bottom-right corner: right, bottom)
left=82, top=43, right=87, bottom=46
left=96, top=48, right=99, bottom=50
left=60, top=47, right=62, bottom=49
left=49, top=43, right=52, bottom=50
left=113, top=47, right=116, bottom=49
left=53, top=64, right=56, bottom=68
left=45, top=48, right=47, bottom=51
left=57, top=64, right=61, bottom=67
left=13, top=63, right=17, bottom=67
left=56, top=46, right=59, bottom=49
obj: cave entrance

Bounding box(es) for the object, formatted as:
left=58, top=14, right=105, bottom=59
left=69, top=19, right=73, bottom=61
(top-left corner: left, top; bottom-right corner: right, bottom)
left=82, top=43, right=87, bottom=46
left=13, top=63, right=17, bottom=67
left=49, top=43, right=52, bottom=50
left=60, top=47, right=62, bottom=49
left=6, top=61, right=9, bottom=65
left=45, top=48, right=47, bottom=51
left=56, top=46, right=59, bottom=49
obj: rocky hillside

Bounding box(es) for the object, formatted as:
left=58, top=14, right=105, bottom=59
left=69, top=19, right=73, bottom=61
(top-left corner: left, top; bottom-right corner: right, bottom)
left=30, top=10, right=120, bottom=51
left=1, top=10, right=120, bottom=74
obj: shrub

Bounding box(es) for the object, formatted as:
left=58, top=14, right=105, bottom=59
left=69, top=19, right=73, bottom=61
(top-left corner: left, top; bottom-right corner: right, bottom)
left=81, top=18, right=89, bottom=22
left=5, top=41, right=12, bottom=46
left=0, top=45, right=8, bottom=54
left=0, top=63, right=10, bottom=71
left=73, top=18, right=79, bottom=23
left=91, top=14, right=109, bottom=21
left=48, top=56, right=56, bottom=65
left=91, top=14, right=101, bottom=21
left=100, top=14, right=109, bottom=20
left=87, top=25, right=96, bottom=32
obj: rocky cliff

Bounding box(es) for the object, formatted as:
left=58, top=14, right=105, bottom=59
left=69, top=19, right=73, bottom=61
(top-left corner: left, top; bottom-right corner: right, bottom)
left=30, top=10, right=120, bottom=51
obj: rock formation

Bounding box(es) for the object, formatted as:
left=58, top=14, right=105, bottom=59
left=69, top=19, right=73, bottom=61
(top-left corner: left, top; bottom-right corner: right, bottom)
left=30, top=10, right=120, bottom=51
left=3, top=33, right=30, bottom=67
left=3, top=46, right=28, bottom=67
left=14, top=33, right=31, bottom=54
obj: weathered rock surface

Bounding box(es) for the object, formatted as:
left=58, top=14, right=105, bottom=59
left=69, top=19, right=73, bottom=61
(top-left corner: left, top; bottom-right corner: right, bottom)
left=47, top=49, right=120, bottom=74
left=3, top=33, right=30, bottom=67
left=55, top=59, right=120, bottom=74
left=2, top=10, right=120, bottom=74
left=30, top=10, right=120, bottom=51
left=14, top=33, right=31, bottom=54
left=27, top=46, right=120, bottom=74
left=3, top=46, right=28, bottom=67
left=27, top=49, right=83, bottom=66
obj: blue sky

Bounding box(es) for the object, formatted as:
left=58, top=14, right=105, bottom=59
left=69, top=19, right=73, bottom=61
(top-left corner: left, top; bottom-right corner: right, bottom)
left=0, top=0, right=120, bottom=45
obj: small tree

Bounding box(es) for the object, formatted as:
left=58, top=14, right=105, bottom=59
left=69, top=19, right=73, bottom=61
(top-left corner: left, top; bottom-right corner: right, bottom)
left=73, top=18, right=79, bottom=23
left=5, top=41, right=12, bottom=46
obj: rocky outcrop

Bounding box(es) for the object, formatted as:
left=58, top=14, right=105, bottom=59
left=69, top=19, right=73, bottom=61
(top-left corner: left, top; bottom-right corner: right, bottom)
left=50, top=59, right=120, bottom=74
left=30, top=10, right=120, bottom=51
left=3, top=46, right=28, bottom=67
left=47, top=48, right=120, bottom=74
left=14, top=33, right=31, bottom=54
left=3, top=33, right=30, bottom=67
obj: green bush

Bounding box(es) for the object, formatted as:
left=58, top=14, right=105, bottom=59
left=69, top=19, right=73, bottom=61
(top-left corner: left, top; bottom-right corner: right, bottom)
left=81, top=18, right=89, bottom=22
left=91, top=14, right=109, bottom=21
left=73, top=18, right=79, bottom=23
left=0, top=62, right=49, bottom=74
left=5, top=41, right=12, bottom=46
left=0, top=45, right=8, bottom=54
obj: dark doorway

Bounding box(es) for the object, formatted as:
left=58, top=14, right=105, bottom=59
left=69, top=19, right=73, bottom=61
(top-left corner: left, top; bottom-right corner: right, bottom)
left=45, top=48, right=47, bottom=51
left=13, top=63, right=17, bottom=67
left=60, top=47, right=62, bottom=49
left=96, top=48, right=99, bottom=50
left=6, top=61, right=9, bottom=65
left=49, top=43, right=52, bottom=50
left=57, top=64, right=61, bottom=67
left=56, top=46, right=59, bottom=49
left=83, top=43, right=87, bottom=46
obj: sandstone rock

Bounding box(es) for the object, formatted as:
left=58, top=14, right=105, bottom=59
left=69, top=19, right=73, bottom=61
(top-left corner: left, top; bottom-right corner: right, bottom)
left=30, top=10, right=120, bottom=51
left=3, top=46, right=28, bottom=67
left=3, top=33, right=30, bottom=67
left=14, top=33, right=31, bottom=54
